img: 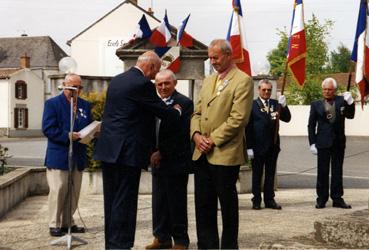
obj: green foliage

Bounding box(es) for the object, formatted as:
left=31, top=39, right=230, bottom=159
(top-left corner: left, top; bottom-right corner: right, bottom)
left=267, top=14, right=339, bottom=104
left=81, top=92, right=106, bottom=171
left=0, top=144, right=11, bottom=175
left=327, top=44, right=351, bottom=73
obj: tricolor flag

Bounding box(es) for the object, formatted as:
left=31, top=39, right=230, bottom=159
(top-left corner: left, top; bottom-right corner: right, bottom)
left=133, top=15, right=152, bottom=39
left=155, top=47, right=180, bottom=73
left=226, top=0, right=252, bottom=76
left=177, top=14, right=193, bottom=47
left=351, top=0, right=369, bottom=106
left=150, top=11, right=172, bottom=47
left=287, top=0, right=306, bottom=86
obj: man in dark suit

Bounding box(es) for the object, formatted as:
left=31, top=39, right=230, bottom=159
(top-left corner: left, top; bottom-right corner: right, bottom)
left=42, top=73, right=91, bottom=237
left=246, top=79, right=291, bottom=210
left=145, top=69, right=193, bottom=250
left=93, top=51, right=181, bottom=249
left=308, top=77, right=355, bottom=209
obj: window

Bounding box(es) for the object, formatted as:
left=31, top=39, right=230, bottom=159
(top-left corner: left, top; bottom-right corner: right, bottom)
left=14, top=108, right=28, bottom=129
left=15, top=80, right=27, bottom=99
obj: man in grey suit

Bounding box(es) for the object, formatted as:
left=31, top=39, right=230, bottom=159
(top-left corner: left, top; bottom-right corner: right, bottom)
left=308, top=77, right=355, bottom=209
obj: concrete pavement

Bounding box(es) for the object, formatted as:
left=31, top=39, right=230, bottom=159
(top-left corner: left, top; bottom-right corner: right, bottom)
left=0, top=188, right=368, bottom=249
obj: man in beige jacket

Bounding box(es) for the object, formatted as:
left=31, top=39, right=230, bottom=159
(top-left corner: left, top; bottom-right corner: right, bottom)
left=191, top=39, right=253, bottom=249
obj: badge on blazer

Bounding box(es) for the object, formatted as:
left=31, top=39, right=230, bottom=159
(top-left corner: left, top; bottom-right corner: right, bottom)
left=78, top=108, right=87, bottom=119
left=216, top=80, right=229, bottom=96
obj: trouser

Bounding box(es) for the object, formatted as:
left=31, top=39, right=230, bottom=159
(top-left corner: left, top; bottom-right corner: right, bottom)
left=251, top=146, right=279, bottom=204
left=152, top=173, right=189, bottom=246
left=316, top=146, right=345, bottom=203
left=194, top=155, right=240, bottom=249
left=46, top=167, right=83, bottom=228
left=102, top=162, right=141, bottom=249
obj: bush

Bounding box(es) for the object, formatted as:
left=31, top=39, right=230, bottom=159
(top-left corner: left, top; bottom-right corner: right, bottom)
left=81, top=92, right=106, bottom=171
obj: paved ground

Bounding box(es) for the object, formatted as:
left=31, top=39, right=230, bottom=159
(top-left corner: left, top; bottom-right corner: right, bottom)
left=0, top=188, right=368, bottom=249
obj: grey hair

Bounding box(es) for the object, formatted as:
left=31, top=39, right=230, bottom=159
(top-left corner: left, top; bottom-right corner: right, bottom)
left=258, top=79, right=272, bottom=88
left=156, top=69, right=177, bottom=81
left=321, top=77, right=337, bottom=89
left=64, top=73, right=81, bottom=83
left=209, top=39, right=233, bottom=55
left=137, top=51, right=161, bottom=64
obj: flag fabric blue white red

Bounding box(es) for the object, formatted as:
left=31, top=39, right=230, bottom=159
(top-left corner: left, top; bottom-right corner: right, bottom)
left=133, top=14, right=152, bottom=39
left=177, top=14, right=193, bottom=47
left=287, top=0, right=306, bottom=86
left=226, top=0, right=252, bottom=76
left=150, top=11, right=172, bottom=47
left=154, top=47, right=180, bottom=73
left=351, top=0, right=369, bottom=106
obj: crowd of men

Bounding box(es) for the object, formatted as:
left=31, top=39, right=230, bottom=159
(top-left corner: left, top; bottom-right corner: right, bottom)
left=42, top=38, right=355, bottom=249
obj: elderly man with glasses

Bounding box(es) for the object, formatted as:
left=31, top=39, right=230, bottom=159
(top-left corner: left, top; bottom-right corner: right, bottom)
left=246, top=79, right=291, bottom=210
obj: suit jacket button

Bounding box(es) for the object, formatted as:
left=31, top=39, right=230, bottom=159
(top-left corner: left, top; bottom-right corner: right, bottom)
left=205, top=118, right=208, bottom=121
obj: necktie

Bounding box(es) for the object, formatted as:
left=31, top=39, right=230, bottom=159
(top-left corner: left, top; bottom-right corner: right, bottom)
left=265, top=100, right=269, bottom=113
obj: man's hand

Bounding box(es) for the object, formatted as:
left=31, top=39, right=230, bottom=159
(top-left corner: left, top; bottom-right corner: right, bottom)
left=310, top=144, right=318, bottom=155
left=70, top=132, right=80, bottom=141
left=278, top=95, right=287, bottom=107
left=343, top=92, right=354, bottom=105
left=193, top=133, right=214, bottom=154
left=150, top=151, right=162, bottom=168
left=247, top=149, right=254, bottom=160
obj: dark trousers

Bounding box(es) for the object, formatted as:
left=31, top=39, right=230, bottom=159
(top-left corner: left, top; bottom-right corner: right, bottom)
left=194, top=156, right=240, bottom=249
left=102, top=162, right=141, bottom=249
left=316, top=146, right=345, bottom=203
left=152, top=173, right=189, bottom=246
left=251, top=146, right=279, bottom=204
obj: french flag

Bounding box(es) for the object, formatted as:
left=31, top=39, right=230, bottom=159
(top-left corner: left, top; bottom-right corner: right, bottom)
left=150, top=11, right=172, bottom=47
left=155, top=47, right=180, bottom=73
left=177, top=14, right=193, bottom=48
left=133, top=14, right=152, bottom=39
left=287, top=0, right=306, bottom=86
left=226, top=0, right=252, bottom=76
left=351, top=0, right=369, bottom=106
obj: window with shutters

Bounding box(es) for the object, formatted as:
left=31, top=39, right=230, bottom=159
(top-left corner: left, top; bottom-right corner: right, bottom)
left=14, top=108, right=28, bottom=129
left=15, top=80, right=27, bottom=99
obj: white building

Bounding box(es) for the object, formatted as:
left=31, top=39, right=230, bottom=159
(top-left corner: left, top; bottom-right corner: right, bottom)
left=0, top=57, right=44, bottom=137
left=68, top=0, right=160, bottom=77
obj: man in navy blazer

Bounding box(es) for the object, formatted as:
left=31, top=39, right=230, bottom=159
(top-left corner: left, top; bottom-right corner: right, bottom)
left=246, top=79, right=291, bottom=210
left=308, top=77, right=355, bottom=209
left=42, top=74, right=91, bottom=237
left=93, top=51, right=181, bottom=249
left=146, top=69, right=193, bottom=250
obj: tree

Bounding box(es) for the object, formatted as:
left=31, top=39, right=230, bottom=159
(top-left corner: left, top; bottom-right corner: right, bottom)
left=267, top=14, right=334, bottom=104
left=327, top=44, right=351, bottom=73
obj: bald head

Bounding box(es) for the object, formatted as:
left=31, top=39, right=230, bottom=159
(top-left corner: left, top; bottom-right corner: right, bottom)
left=136, top=51, right=162, bottom=79
left=63, top=73, right=82, bottom=100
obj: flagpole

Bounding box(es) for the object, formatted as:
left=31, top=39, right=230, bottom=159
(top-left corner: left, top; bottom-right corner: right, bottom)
left=347, top=62, right=354, bottom=91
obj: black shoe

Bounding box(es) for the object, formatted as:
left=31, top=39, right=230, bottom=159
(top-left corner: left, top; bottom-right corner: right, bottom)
left=265, top=200, right=282, bottom=210
left=315, top=202, right=326, bottom=209
left=252, top=202, right=261, bottom=210
left=61, top=225, right=86, bottom=233
left=333, top=200, right=352, bottom=209
left=49, top=227, right=64, bottom=237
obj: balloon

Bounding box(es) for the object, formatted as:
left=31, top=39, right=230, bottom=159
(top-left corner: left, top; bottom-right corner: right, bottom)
left=58, top=57, right=78, bottom=74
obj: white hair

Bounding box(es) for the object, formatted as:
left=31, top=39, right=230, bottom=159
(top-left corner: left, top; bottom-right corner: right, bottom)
left=321, top=77, right=337, bottom=89
left=258, top=79, right=272, bottom=88
left=156, top=69, right=177, bottom=81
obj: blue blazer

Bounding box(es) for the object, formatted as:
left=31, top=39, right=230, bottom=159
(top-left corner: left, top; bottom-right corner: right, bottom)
left=42, top=94, right=92, bottom=171
left=93, top=67, right=180, bottom=168
left=308, top=96, right=355, bottom=149
left=152, top=90, right=194, bottom=176
left=246, top=98, right=291, bottom=156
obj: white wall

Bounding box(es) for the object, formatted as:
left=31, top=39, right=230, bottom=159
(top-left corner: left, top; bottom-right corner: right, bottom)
left=0, top=80, right=9, bottom=127
left=9, top=70, right=44, bottom=130
left=280, top=105, right=369, bottom=136
left=71, top=3, right=160, bottom=76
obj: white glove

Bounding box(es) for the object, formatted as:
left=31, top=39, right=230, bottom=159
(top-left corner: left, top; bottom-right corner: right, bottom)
left=310, top=144, right=318, bottom=155
left=247, top=149, right=254, bottom=159
left=343, top=92, right=354, bottom=105
left=278, top=95, right=287, bottom=107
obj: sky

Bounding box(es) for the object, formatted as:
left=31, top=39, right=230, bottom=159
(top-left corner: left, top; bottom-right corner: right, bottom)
left=0, top=0, right=361, bottom=74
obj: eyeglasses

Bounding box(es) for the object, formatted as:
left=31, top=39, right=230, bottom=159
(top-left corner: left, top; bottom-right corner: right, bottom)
left=72, top=85, right=83, bottom=90
left=261, top=88, right=272, bottom=92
